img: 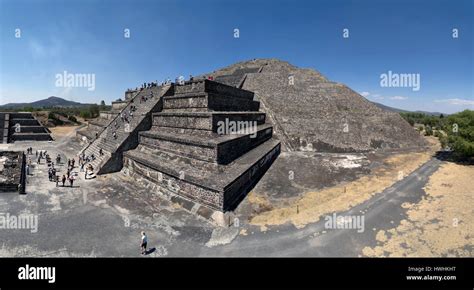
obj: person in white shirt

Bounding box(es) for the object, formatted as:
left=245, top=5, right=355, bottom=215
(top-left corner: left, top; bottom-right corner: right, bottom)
left=140, top=231, right=148, bottom=255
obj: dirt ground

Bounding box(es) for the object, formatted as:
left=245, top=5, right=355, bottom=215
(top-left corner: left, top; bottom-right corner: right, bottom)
left=362, top=161, right=474, bottom=257
left=48, top=125, right=82, bottom=138
left=247, top=137, right=441, bottom=229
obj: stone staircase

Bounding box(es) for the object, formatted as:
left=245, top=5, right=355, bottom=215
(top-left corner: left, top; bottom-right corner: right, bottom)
left=213, top=67, right=261, bottom=88
left=77, top=100, right=129, bottom=143
left=80, top=84, right=173, bottom=174
left=123, top=79, right=280, bottom=225
left=3, top=112, right=52, bottom=142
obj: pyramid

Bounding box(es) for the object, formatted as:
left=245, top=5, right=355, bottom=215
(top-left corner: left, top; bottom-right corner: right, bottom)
left=205, top=59, right=427, bottom=152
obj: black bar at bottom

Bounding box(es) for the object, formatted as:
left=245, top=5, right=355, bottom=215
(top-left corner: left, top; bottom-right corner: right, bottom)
left=0, top=258, right=472, bottom=289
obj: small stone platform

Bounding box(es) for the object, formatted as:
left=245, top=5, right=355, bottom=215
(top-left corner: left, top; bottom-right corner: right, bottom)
left=0, top=112, right=52, bottom=143
left=0, top=151, right=26, bottom=192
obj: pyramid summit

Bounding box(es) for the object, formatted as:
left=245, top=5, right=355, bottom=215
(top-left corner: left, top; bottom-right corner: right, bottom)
left=204, top=58, right=427, bottom=152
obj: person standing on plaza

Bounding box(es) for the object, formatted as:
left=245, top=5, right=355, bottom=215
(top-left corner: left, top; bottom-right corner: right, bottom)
left=140, top=232, right=148, bottom=255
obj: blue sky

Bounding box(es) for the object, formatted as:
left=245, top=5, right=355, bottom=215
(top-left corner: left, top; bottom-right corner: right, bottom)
left=0, top=0, right=472, bottom=113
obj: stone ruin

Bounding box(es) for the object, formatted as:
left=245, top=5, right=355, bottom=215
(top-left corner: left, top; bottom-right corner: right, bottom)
left=76, top=58, right=428, bottom=224
left=0, top=112, right=52, bottom=143
left=0, top=151, right=26, bottom=193
left=78, top=80, right=280, bottom=225
left=122, top=80, right=280, bottom=224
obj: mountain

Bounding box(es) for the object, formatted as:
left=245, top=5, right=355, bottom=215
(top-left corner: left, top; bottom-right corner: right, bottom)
left=0, top=96, right=94, bottom=109
left=370, top=102, right=409, bottom=113
left=370, top=102, right=445, bottom=116
left=203, top=59, right=428, bottom=152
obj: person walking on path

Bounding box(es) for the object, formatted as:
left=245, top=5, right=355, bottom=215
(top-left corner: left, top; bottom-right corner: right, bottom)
left=61, top=175, right=66, bottom=187
left=140, top=232, right=148, bottom=255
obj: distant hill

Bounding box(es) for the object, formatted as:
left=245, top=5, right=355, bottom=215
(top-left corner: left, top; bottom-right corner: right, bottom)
left=0, top=96, right=94, bottom=109
left=371, top=101, right=445, bottom=116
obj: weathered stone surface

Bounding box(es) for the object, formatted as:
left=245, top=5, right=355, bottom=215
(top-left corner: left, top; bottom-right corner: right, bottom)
left=153, top=111, right=265, bottom=131
left=124, top=79, right=280, bottom=215
left=163, top=92, right=259, bottom=112
left=0, top=151, right=25, bottom=192
left=205, top=58, right=427, bottom=153
left=139, top=123, right=273, bottom=164
left=123, top=138, right=280, bottom=212
left=175, top=79, right=254, bottom=100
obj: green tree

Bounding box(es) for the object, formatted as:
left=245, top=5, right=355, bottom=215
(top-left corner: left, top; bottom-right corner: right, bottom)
left=425, top=125, right=433, bottom=136
left=442, top=110, right=474, bottom=158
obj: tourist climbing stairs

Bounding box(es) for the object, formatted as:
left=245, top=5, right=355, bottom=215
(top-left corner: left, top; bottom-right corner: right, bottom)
left=80, top=84, right=172, bottom=175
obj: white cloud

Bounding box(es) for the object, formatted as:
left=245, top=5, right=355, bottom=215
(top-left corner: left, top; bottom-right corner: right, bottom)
left=360, top=92, right=385, bottom=100
left=390, top=96, right=408, bottom=100
left=371, top=94, right=384, bottom=100
left=434, top=98, right=474, bottom=106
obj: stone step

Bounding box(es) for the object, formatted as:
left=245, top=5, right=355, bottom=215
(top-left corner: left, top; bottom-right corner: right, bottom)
left=123, top=138, right=281, bottom=211
left=82, top=145, right=110, bottom=170
left=99, top=141, right=117, bottom=152
left=175, top=79, right=254, bottom=100
left=163, top=91, right=259, bottom=112
left=139, top=123, right=273, bottom=164
left=9, top=113, right=34, bottom=119
left=214, top=75, right=244, bottom=87
left=11, top=133, right=52, bottom=141
left=13, top=126, right=48, bottom=133
left=152, top=111, right=266, bottom=131
left=10, top=119, right=40, bottom=126
left=133, top=144, right=218, bottom=172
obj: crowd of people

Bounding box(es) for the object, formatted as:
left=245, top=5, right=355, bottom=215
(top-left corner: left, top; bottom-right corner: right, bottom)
left=25, top=146, right=153, bottom=256
left=24, top=148, right=77, bottom=187
left=79, top=152, right=96, bottom=179
left=124, top=74, right=204, bottom=94
left=26, top=145, right=108, bottom=187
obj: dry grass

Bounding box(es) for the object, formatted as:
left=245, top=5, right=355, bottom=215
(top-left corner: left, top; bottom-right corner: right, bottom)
left=49, top=125, right=80, bottom=138
left=249, top=138, right=439, bottom=229
left=362, top=162, right=474, bottom=257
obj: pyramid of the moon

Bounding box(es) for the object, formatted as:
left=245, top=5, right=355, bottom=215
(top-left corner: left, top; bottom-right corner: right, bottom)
left=204, top=59, right=426, bottom=152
